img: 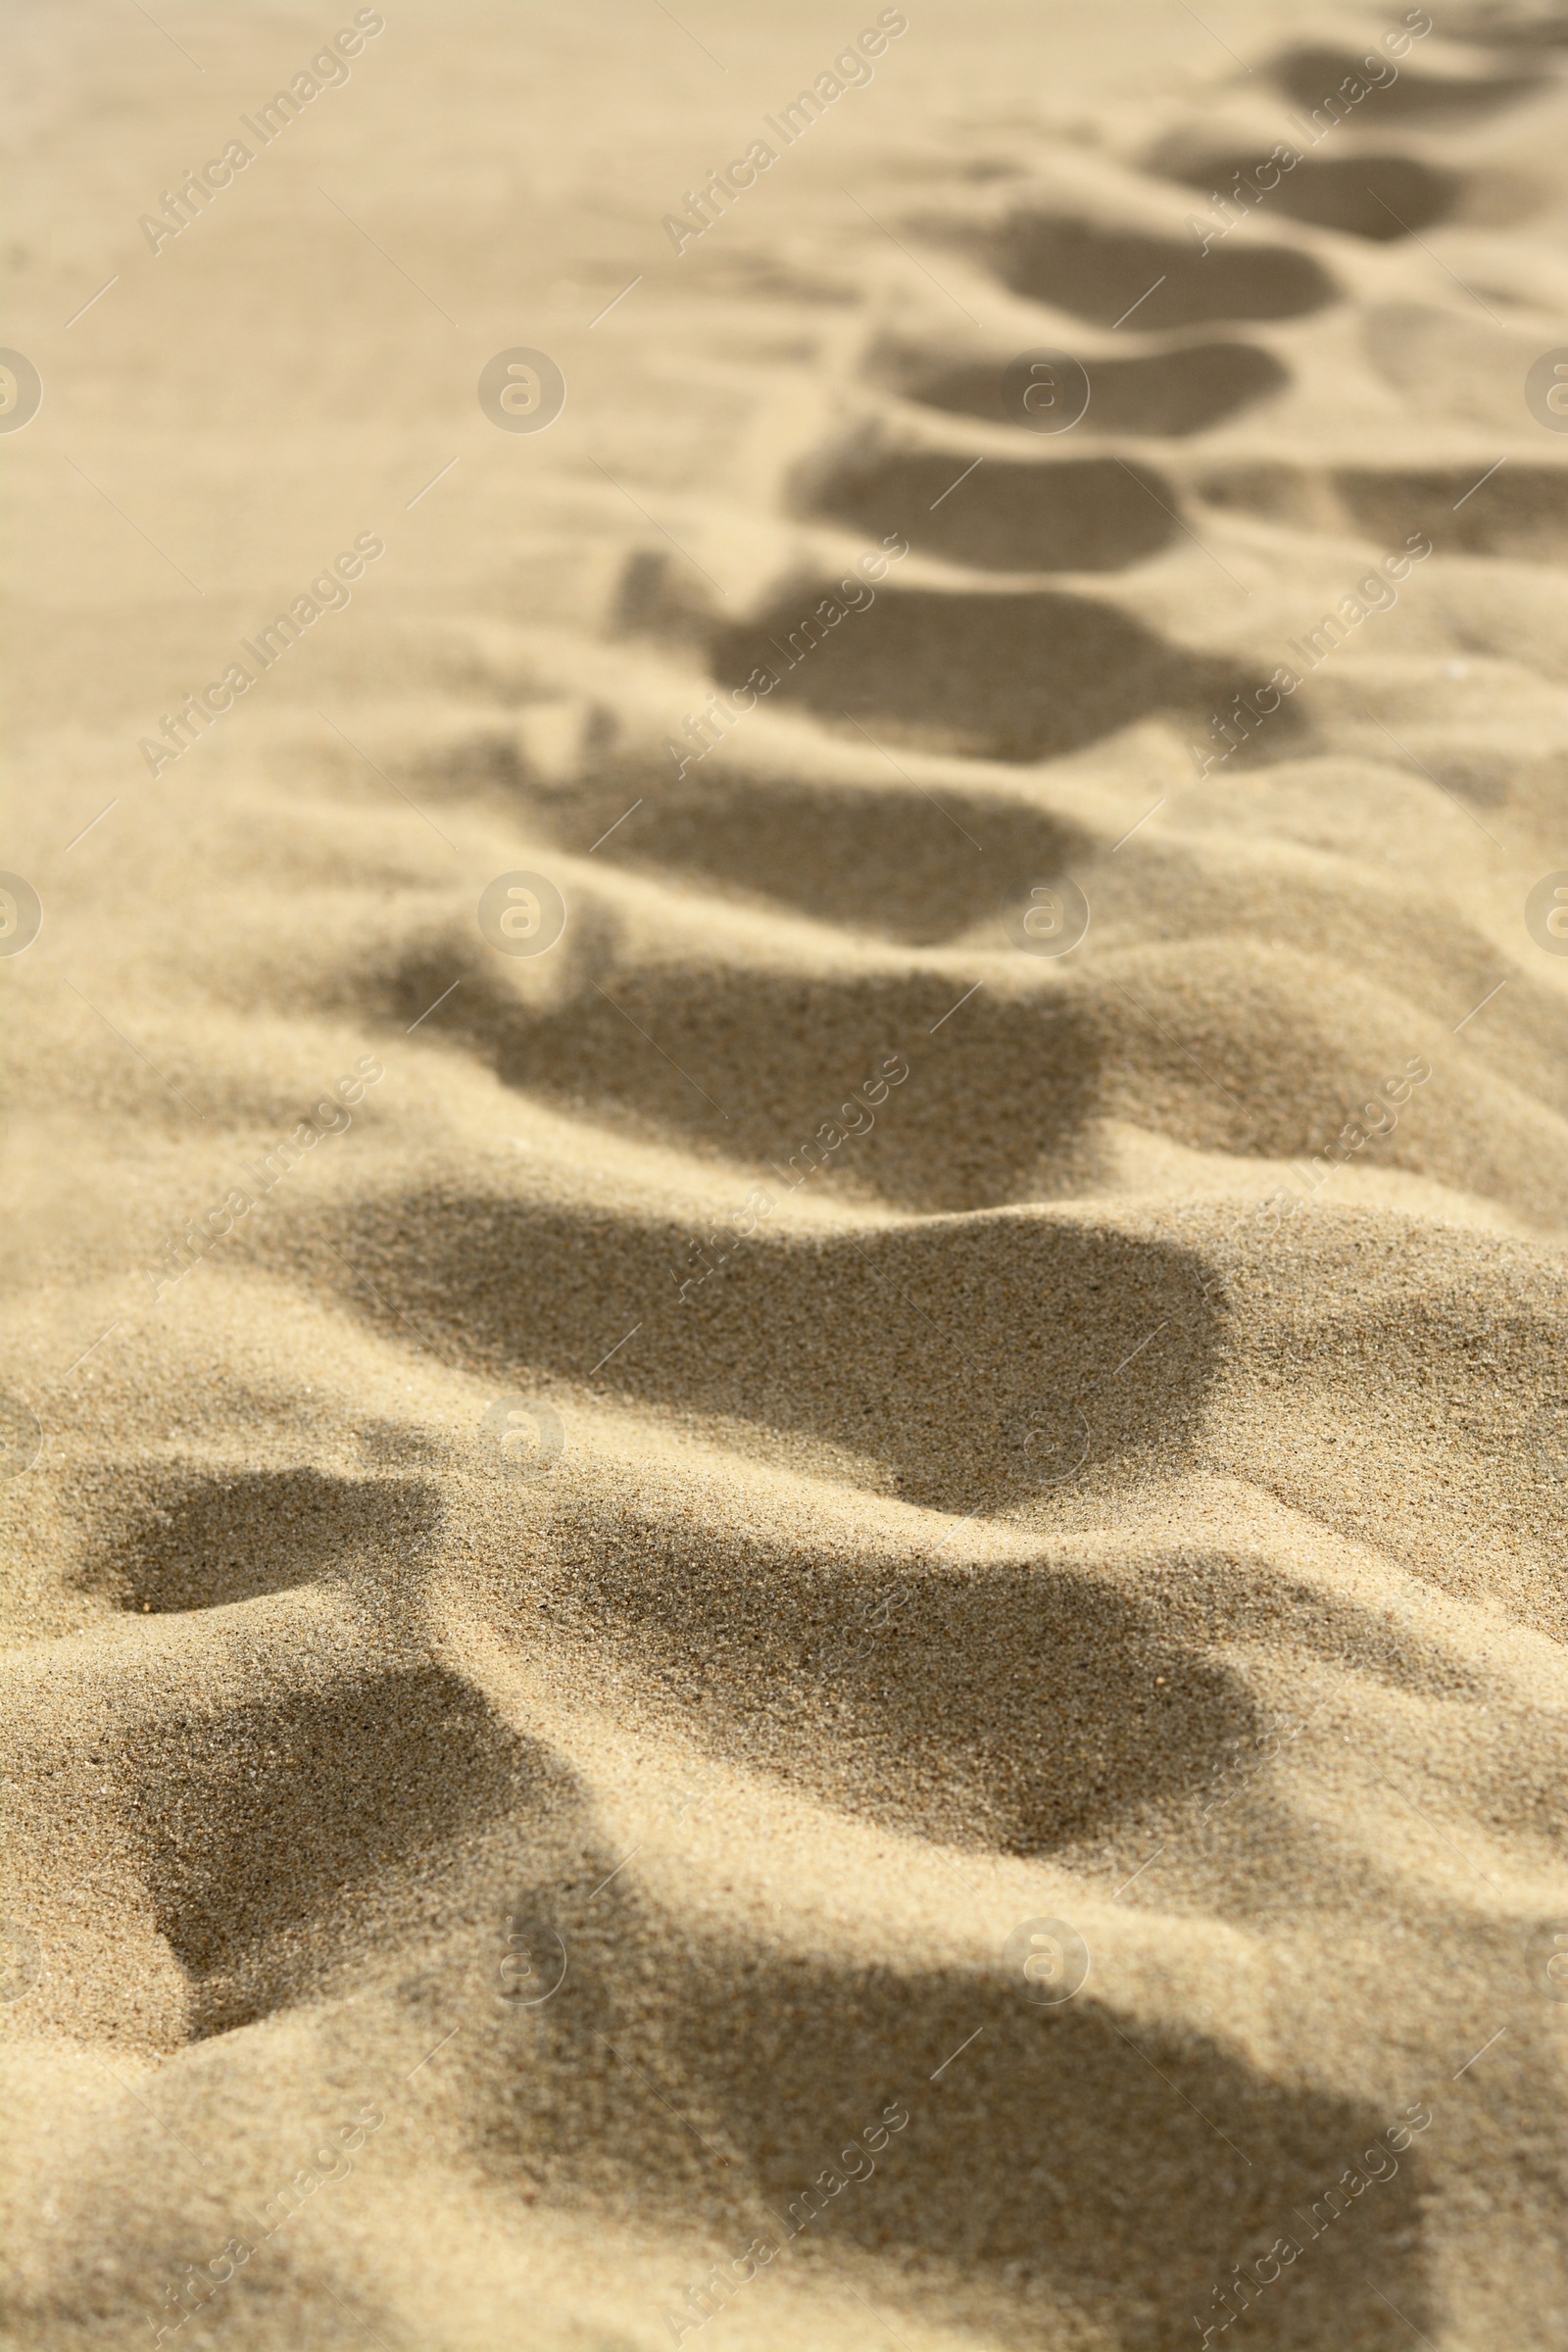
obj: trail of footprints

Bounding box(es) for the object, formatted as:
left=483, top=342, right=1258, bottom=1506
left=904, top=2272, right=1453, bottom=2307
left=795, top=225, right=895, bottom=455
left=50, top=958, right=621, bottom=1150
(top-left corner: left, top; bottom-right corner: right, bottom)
left=20, top=23, right=1568, bottom=2352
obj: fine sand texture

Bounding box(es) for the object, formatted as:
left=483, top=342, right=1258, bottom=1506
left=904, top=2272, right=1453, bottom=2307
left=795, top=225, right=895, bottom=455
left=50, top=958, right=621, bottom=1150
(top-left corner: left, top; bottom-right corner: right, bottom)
left=4, top=2, right=1568, bottom=2346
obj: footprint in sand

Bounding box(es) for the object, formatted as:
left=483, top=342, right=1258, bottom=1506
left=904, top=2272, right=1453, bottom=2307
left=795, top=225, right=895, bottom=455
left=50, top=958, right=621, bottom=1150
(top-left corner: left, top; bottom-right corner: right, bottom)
left=872, top=328, right=1291, bottom=437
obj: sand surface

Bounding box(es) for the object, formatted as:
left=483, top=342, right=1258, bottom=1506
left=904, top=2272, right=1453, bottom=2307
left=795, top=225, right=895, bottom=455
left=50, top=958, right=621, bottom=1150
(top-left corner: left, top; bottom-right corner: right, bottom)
left=4, top=2, right=1568, bottom=2346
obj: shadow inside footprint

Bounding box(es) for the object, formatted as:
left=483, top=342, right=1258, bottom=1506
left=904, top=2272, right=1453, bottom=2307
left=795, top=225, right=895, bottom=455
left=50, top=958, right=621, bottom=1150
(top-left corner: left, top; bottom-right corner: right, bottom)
left=1198, top=459, right=1568, bottom=563
left=76, top=1467, right=442, bottom=1613
left=607, top=767, right=1091, bottom=945
left=568, top=1536, right=1257, bottom=1855
left=1161, top=149, right=1461, bottom=241
left=1337, top=462, right=1568, bottom=561
left=670, top=1948, right=1437, bottom=2352
left=395, top=1208, right=1224, bottom=1515
left=803, top=448, right=1177, bottom=572
left=713, top=582, right=1288, bottom=764
left=996, top=209, right=1335, bottom=327
left=1274, top=43, right=1542, bottom=117
left=878, top=335, right=1290, bottom=437
left=126, top=1664, right=569, bottom=2033
left=1441, top=4, right=1568, bottom=42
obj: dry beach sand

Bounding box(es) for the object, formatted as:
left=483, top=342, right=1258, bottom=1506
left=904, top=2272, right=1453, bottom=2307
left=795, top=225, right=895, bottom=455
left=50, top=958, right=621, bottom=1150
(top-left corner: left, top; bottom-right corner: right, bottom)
left=3, top=1, right=1568, bottom=2345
